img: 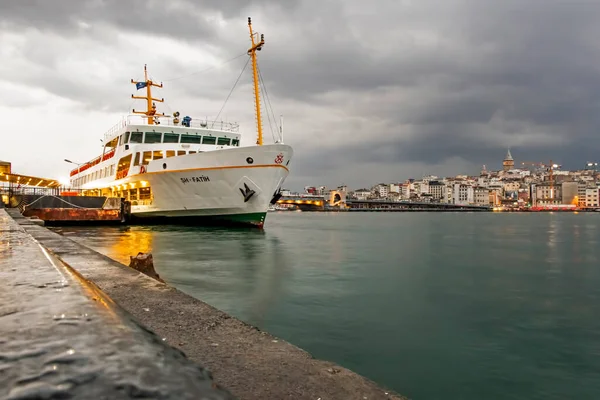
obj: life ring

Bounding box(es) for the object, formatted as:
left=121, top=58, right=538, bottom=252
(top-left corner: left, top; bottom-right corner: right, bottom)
left=140, top=165, right=147, bottom=174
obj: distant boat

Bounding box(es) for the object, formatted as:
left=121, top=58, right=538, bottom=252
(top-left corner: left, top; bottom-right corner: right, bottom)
left=67, top=18, right=292, bottom=228
left=268, top=203, right=298, bottom=212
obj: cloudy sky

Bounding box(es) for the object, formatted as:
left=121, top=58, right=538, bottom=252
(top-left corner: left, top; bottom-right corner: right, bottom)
left=2, top=0, right=600, bottom=190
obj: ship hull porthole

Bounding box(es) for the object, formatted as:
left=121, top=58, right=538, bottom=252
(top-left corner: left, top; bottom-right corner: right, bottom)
left=163, top=163, right=167, bottom=170
left=246, top=157, right=254, bottom=164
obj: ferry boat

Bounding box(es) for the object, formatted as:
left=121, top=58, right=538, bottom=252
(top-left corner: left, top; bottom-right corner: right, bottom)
left=68, top=18, right=292, bottom=228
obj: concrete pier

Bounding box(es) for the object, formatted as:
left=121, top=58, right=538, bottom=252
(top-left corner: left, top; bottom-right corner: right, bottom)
left=0, top=209, right=234, bottom=399
left=2, top=209, right=405, bottom=400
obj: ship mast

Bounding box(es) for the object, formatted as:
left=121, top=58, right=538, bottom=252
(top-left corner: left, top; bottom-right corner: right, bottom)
left=247, top=17, right=265, bottom=146
left=131, top=65, right=168, bottom=125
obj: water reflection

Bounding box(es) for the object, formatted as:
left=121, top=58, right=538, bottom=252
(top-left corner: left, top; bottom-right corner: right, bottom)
left=111, top=227, right=154, bottom=264
left=56, top=224, right=290, bottom=327
left=245, top=235, right=289, bottom=325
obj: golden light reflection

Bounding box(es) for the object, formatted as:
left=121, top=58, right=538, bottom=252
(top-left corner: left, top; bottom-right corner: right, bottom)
left=109, top=228, right=154, bottom=265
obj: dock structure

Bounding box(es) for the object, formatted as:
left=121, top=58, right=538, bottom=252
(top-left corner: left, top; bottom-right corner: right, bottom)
left=1, top=209, right=405, bottom=400
left=0, top=209, right=234, bottom=399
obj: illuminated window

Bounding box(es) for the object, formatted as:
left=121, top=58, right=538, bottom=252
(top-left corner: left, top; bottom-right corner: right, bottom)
left=139, top=187, right=152, bottom=200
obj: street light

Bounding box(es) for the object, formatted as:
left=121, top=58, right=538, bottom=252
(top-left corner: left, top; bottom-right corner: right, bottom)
left=64, top=159, right=83, bottom=174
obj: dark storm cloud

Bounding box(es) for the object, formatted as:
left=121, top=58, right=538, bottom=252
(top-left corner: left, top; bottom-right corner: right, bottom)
left=0, top=0, right=298, bottom=40
left=3, top=0, right=600, bottom=187
left=257, top=0, right=600, bottom=185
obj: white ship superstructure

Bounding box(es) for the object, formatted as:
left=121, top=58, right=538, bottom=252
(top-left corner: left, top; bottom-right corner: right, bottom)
left=67, top=18, right=291, bottom=228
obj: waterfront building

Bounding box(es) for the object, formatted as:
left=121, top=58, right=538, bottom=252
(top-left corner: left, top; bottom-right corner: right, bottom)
left=428, top=181, right=445, bottom=202
left=561, top=182, right=579, bottom=205
left=372, top=183, right=389, bottom=199
left=535, top=182, right=562, bottom=205
left=474, top=187, right=490, bottom=206
left=353, top=189, right=371, bottom=201
left=453, top=183, right=474, bottom=205
left=585, top=187, right=600, bottom=207
left=399, top=184, right=411, bottom=200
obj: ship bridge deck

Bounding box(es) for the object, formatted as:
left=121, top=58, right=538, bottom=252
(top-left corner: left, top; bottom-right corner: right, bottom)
left=104, top=115, right=240, bottom=142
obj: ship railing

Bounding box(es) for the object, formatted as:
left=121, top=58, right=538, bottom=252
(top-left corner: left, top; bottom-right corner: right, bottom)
left=103, top=115, right=240, bottom=141
left=103, top=118, right=128, bottom=142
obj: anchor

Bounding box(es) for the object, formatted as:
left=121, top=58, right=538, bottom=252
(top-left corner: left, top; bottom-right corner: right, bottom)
left=270, top=188, right=282, bottom=205
left=239, top=183, right=256, bottom=203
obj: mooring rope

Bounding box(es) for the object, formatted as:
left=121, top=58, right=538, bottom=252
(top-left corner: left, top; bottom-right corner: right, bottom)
left=23, top=195, right=87, bottom=209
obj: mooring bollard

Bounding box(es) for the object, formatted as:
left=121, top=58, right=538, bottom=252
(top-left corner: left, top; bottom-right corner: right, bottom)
left=128, top=252, right=165, bottom=283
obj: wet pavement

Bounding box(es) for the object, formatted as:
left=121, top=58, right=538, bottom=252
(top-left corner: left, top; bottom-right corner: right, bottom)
left=0, top=209, right=235, bottom=399
left=3, top=209, right=404, bottom=400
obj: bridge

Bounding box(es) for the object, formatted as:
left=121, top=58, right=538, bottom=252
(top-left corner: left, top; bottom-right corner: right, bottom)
left=277, top=195, right=492, bottom=211
left=345, top=199, right=491, bottom=211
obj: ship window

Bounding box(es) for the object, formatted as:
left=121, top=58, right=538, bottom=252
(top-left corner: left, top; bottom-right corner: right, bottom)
left=232, top=139, right=240, bottom=146
left=105, top=137, right=119, bottom=150
left=217, top=137, right=231, bottom=146
left=181, top=134, right=201, bottom=144
left=139, top=187, right=152, bottom=201
left=189, top=151, right=196, bottom=154
left=133, top=153, right=140, bottom=166
left=142, top=151, right=151, bottom=165
left=152, top=150, right=163, bottom=160
left=177, top=151, right=186, bottom=156
left=202, top=136, right=216, bottom=145
left=166, top=150, right=176, bottom=158
left=129, top=188, right=138, bottom=201
left=116, top=154, right=132, bottom=180
left=163, top=133, right=179, bottom=143
left=130, top=132, right=143, bottom=143
left=144, top=132, right=162, bottom=143
left=124, top=132, right=130, bottom=143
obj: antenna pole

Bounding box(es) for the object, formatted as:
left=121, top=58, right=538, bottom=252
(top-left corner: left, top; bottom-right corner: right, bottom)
left=279, top=114, right=284, bottom=143
left=248, top=17, right=265, bottom=146
left=131, top=64, right=168, bottom=125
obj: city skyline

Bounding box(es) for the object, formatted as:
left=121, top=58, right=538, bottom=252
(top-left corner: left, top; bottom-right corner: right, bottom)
left=293, top=148, right=599, bottom=192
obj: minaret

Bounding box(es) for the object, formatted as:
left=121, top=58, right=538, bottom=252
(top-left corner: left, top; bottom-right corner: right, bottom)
left=502, top=148, right=514, bottom=172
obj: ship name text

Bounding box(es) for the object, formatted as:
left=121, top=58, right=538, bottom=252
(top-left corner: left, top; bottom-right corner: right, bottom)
left=181, top=176, right=211, bottom=184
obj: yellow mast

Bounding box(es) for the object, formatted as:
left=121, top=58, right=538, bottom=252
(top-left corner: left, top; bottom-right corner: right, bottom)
left=247, top=17, right=265, bottom=146
left=131, top=65, right=168, bottom=125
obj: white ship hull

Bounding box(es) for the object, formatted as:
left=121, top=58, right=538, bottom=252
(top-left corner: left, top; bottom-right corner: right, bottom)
left=102, top=143, right=292, bottom=227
